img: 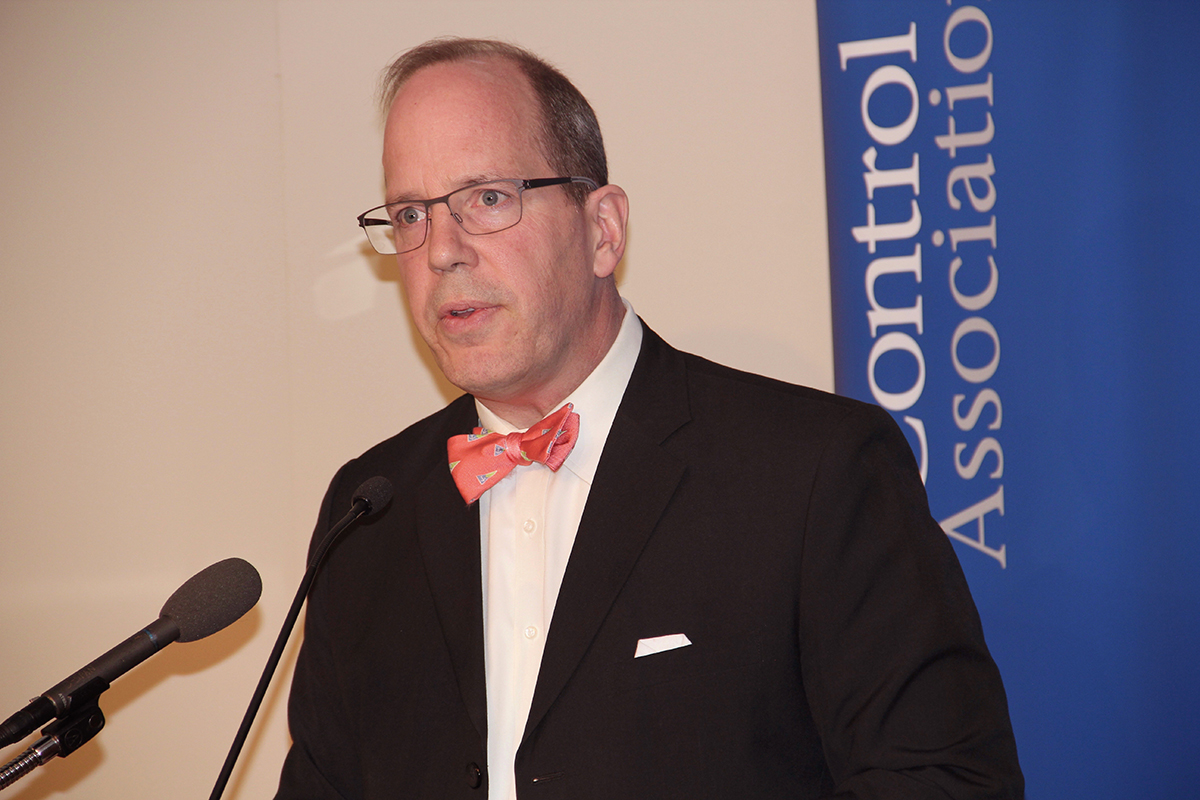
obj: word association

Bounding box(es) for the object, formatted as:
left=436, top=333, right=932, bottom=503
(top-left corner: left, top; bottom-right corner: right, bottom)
left=837, top=5, right=1005, bottom=567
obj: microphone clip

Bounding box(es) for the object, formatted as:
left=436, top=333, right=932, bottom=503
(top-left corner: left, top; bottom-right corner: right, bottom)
left=0, top=677, right=109, bottom=791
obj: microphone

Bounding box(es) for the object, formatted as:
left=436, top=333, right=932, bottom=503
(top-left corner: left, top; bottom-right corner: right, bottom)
left=0, top=557, right=262, bottom=749
left=208, top=476, right=393, bottom=800
left=346, top=476, right=393, bottom=530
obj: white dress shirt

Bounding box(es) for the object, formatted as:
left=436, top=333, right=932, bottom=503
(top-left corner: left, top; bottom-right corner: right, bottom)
left=476, top=299, right=642, bottom=800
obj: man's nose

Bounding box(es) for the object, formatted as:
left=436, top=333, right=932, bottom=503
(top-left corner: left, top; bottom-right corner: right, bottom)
left=424, top=202, right=470, bottom=272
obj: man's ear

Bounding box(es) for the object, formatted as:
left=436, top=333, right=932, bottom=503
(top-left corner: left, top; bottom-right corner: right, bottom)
left=587, top=184, right=629, bottom=279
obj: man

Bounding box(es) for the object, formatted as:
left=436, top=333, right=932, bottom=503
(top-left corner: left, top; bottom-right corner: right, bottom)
left=276, top=37, right=1023, bottom=799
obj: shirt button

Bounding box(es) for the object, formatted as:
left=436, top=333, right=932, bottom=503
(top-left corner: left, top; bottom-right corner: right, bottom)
left=523, top=518, right=537, bottom=535
left=524, top=626, right=538, bottom=639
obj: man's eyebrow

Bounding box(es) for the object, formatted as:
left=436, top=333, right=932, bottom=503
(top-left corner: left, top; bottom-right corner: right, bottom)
left=385, top=190, right=421, bottom=205
left=385, top=174, right=506, bottom=205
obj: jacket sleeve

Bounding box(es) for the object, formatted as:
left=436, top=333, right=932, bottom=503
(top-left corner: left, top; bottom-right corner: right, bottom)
left=798, top=403, right=1023, bottom=799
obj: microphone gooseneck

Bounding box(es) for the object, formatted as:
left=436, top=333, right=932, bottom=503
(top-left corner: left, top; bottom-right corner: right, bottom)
left=208, top=476, right=394, bottom=800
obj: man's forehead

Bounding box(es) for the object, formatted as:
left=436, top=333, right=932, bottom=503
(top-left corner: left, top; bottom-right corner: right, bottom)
left=382, top=58, right=549, bottom=200
left=388, top=56, right=531, bottom=119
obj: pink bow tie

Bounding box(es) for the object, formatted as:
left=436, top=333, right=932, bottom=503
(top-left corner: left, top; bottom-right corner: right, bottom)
left=447, top=403, right=580, bottom=504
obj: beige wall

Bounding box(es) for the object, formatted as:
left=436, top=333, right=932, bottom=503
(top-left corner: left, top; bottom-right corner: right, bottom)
left=0, top=1, right=830, bottom=796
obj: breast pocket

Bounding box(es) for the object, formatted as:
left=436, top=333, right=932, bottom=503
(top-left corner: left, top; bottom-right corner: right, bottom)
left=609, top=633, right=766, bottom=696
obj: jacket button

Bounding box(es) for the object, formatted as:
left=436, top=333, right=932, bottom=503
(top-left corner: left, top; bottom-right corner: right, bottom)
left=466, top=762, right=482, bottom=789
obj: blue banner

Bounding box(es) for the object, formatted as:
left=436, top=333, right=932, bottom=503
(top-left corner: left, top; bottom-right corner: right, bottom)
left=816, top=1, right=1200, bottom=795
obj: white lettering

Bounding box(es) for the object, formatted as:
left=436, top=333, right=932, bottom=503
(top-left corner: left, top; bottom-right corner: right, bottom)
left=936, top=73, right=995, bottom=158
left=951, top=316, right=1001, bottom=384
left=853, top=199, right=922, bottom=254
left=937, top=5, right=1006, bottom=570
left=955, top=437, right=1004, bottom=479
left=948, top=215, right=997, bottom=250
left=838, top=22, right=917, bottom=70
left=862, top=65, right=920, bottom=146
left=868, top=331, right=926, bottom=411
left=935, top=112, right=995, bottom=158
left=862, top=147, right=920, bottom=199
left=944, top=6, right=993, bottom=74
left=950, top=254, right=998, bottom=311
left=947, top=154, right=996, bottom=212
left=946, top=72, right=993, bottom=109
left=866, top=245, right=923, bottom=336
left=940, top=485, right=1006, bottom=568
left=953, top=389, right=1002, bottom=431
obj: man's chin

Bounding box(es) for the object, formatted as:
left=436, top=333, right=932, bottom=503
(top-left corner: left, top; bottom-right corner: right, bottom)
left=436, top=353, right=518, bottom=399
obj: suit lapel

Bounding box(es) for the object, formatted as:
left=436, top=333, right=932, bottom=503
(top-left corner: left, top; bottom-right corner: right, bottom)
left=414, top=397, right=489, bottom=743
left=524, top=325, right=690, bottom=739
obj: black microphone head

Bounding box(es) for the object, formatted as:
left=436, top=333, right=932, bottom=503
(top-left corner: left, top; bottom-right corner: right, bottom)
left=160, top=558, right=262, bottom=642
left=353, top=476, right=394, bottom=518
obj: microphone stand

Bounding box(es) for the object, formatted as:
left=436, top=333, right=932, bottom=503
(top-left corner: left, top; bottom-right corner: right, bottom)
left=207, top=494, right=377, bottom=800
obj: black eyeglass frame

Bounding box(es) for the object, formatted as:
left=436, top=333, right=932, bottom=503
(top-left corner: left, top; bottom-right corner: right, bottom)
left=357, top=176, right=599, bottom=255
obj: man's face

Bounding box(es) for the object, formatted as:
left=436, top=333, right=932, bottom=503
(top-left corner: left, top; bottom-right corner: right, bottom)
left=383, top=58, right=613, bottom=419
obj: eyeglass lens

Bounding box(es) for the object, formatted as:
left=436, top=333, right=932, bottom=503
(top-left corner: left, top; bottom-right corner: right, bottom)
left=364, top=180, right=526, bottom=255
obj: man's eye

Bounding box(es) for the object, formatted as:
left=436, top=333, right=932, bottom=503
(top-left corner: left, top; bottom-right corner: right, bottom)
left=395, top=206, right=424, bottom=226
left=471, top=186, right=514, bottom=209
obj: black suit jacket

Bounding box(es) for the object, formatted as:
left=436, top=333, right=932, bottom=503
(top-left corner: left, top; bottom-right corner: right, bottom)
left=277, top=324, right=1023, bottom=799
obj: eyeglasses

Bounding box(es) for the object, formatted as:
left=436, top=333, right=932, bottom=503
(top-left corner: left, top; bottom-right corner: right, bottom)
left=357, top=176, right=599, bottom=255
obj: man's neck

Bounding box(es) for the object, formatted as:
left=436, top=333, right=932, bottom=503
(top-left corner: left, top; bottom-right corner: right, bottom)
left=477, top=297, right=628, bottom=429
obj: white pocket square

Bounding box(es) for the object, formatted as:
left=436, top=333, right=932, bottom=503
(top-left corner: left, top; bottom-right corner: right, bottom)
left=634, top=633, right=692, bottom=658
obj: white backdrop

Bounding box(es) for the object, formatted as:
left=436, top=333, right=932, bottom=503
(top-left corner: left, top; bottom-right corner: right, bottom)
left=0, top=2, right=830, bottom=797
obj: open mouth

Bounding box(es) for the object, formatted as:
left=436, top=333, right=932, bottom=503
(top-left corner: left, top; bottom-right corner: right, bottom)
left=448, top=307, right=477, bottom=318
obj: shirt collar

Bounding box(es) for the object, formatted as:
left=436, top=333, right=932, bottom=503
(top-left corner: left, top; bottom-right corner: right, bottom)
left=475, top=297, right=643, bottom=485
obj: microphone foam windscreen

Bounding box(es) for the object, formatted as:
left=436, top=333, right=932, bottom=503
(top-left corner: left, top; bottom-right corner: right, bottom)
left=160, top=557, right=263, bottom=642
left=353, top=476, right=394, bottom=517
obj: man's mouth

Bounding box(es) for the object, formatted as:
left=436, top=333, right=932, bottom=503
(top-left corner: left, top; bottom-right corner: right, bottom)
left=448, top=307, right=477, bottom=318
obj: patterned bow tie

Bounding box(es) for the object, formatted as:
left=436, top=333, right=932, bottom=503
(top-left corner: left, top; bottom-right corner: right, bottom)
left=447, top=403, right=580, bottom=504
